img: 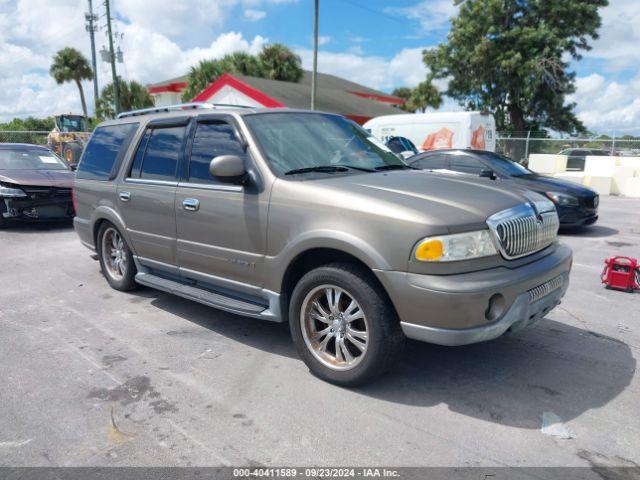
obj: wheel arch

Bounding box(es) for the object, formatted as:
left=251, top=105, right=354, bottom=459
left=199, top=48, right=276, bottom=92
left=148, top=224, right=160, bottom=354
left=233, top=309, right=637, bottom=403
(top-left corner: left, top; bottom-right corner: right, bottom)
left=90, top=206, right=135, bottom=255
left=279, top=247, right=395, bottom=324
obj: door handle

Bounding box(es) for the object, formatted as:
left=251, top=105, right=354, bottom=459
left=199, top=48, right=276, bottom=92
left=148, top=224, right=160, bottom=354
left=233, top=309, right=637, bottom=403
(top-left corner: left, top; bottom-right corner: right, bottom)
left=183, top=198, right=200, bottom=212
left=119, top=191, right=131, bottom=202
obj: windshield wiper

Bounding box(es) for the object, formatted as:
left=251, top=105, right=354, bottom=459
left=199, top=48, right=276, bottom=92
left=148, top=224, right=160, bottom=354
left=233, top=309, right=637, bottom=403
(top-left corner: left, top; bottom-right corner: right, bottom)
left=374, top=164, right=415, bottom=171
left=284, top=164, right=374, bottom=175
left=284, top=165, right=349, bottom=175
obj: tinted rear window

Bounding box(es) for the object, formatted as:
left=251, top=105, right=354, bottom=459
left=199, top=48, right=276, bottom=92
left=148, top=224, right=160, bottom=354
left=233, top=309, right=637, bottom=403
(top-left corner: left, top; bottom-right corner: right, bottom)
left=139, top=126, right=185, bottom=181
left=410, top=153, right=450, bottom=170
left=77, top=123, right=139, bottom=180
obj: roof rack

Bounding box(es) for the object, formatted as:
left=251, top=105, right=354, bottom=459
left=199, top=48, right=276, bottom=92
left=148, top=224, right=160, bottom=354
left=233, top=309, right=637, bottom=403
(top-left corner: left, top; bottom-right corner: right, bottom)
left=116, top=102, right=252, bottom=119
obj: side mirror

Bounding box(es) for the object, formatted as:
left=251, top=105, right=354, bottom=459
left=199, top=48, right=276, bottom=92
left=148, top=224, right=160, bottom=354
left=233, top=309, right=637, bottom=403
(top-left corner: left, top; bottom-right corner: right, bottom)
left=480, top=169, right=497, bottom=180
left=209, top=155, right=246, bottom=183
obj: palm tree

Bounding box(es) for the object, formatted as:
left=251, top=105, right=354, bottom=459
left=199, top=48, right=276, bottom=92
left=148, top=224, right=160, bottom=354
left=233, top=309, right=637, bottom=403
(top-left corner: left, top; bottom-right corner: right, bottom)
left=392, top=81, right=442, bottom=113
left=409, top=80, right=442, bottom=112
left=391, top=87, right=414, bottom=112
left=181, top=59, right=230, bottom=102
left=96, top=79, right=154, bottom=120
left=50, top=48, right=93, bottom=129
left=182, top=45, right=304, bottom=102
left=257, top=44, right=303, bottom=82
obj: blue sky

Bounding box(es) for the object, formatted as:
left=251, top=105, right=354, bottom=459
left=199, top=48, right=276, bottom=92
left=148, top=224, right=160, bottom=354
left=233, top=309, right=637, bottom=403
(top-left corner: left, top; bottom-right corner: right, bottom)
left=1, top=0, right=639, bottom=134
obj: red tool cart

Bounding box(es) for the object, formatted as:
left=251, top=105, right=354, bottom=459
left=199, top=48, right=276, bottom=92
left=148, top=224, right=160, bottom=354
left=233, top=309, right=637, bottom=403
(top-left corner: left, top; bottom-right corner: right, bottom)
left=601, top=256, right=640, bottom=293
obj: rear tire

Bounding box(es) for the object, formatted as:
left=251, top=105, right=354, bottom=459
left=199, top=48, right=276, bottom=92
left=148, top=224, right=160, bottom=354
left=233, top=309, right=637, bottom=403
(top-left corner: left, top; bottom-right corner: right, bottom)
left=62, top=142, right=82, bottom=168
left=0, top=202, right=8, bottom=229
left=96, top=222, right=137, bottom=291
left=289, top=263, right=404, bottom=386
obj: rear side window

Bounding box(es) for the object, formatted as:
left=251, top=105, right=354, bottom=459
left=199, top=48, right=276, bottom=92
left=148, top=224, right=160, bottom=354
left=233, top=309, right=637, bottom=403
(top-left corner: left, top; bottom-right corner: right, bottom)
left=77, top=123, right=138, bottom=180
left=188, top=121, right=246, bottom=183
left=411, top=153, right=450, bottom=170
left=129, top=126, right=185, bottom=181
left=450, top=155, right=485, bottom=174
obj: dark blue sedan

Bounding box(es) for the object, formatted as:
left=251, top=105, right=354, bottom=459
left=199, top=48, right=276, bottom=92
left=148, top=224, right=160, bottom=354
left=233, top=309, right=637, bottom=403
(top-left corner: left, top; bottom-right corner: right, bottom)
left=409, top=149, right=599, bottom=228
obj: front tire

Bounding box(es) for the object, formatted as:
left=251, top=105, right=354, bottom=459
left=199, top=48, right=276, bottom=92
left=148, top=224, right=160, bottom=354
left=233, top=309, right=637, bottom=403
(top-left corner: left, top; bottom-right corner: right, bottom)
left=289, top=263, right=404, bottom=386
left=97, top=222, right=137, bottom=291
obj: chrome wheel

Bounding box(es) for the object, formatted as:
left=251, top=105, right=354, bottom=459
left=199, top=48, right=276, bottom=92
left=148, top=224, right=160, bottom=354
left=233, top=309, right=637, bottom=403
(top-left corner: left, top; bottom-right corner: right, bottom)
left=300, top=285, right=369, bottom=371
left=101, top=227, right=128, bottom=280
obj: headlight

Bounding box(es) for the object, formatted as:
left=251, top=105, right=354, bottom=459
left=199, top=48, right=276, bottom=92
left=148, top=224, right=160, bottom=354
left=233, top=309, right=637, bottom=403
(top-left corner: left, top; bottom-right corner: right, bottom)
left=414, top=230, right=498, bottom=262
left=545, top=191, right=578, bottom=206
left=0, top=185, right=27, bottom=198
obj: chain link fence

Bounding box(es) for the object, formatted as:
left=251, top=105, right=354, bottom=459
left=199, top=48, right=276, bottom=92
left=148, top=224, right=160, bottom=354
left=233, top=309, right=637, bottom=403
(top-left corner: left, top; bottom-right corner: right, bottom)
left=496, top=132, right=640, bottom=164
left=0, top=131, right=51, bottom=146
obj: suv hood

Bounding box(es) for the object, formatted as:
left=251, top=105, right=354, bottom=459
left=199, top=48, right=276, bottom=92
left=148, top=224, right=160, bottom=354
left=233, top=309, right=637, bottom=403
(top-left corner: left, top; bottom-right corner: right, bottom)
left=0, top=169, right=74, bottom=188
left=307, top=170, right=542, bottom=233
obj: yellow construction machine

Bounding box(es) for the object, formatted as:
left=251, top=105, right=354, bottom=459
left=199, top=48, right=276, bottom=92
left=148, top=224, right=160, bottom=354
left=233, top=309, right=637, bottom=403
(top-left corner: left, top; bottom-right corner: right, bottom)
left=47, top=114, right=89, bottom=168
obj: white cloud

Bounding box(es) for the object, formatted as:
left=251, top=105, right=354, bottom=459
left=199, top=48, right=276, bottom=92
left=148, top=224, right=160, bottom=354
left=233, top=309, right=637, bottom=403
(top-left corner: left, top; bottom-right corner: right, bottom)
left=585, top=0, right=640, bottom=72
left=390, top=0, right=459, bottom=33
left=244, top=9, right=266, bottom=21
left=296, top=47, right=431, bottom=91
left=114, top=0, right=239, bottom=48
left=317, top=35, right=332, bottom=46
left=569, top=73, right=640, bottom=134
left=0, top=0, right=268, bottom=121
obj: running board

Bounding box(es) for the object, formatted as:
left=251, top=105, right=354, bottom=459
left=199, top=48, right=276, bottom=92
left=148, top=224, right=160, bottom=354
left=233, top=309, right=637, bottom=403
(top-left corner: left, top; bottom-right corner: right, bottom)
left=135, top=272, right=280, bottom=321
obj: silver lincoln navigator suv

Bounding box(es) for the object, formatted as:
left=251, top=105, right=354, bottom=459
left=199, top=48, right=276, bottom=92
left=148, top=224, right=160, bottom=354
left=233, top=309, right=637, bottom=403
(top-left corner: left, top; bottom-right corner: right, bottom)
left=73, top=104, right=572, bottom=386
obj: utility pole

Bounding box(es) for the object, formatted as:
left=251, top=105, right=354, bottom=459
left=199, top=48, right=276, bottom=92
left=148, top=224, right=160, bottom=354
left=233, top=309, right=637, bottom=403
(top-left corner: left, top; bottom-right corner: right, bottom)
left=104, top=0, right=120, bottom=115
left=311, top=0, right=319, bottom=110
left=85, top=0, right=99, bottom=114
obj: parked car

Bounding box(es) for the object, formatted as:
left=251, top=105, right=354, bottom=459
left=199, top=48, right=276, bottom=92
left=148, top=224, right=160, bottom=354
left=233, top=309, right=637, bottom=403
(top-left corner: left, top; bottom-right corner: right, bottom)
left=74, top=106, right=572, bottom=386
left=558, top=148, right=611, bottom=170
left=0, top=143, right=74, bottom=227
left=409, top=149, right=599, bottom=228
left=385, top=136, right=418, bottom=159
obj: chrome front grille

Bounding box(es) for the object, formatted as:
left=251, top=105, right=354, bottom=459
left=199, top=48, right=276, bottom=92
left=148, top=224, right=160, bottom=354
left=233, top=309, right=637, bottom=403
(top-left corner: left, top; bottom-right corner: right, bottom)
left=487, top=203, right=559, bottom=259
left=528, top=275, right=564, bottom=303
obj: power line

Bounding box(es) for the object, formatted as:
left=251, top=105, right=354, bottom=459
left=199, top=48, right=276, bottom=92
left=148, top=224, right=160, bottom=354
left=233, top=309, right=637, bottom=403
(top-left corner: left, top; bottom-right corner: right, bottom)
left=339, top=0, right=407, bottom=25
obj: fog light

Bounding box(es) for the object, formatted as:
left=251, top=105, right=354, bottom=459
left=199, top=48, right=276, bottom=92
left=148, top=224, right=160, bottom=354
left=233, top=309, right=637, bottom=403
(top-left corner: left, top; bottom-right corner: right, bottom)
left=485, top=294, right=505, bottom=322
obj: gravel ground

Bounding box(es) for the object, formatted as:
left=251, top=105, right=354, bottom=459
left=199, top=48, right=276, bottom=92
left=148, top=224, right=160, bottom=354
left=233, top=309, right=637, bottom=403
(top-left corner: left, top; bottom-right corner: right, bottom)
left=0, top=196, right=638, bottom=468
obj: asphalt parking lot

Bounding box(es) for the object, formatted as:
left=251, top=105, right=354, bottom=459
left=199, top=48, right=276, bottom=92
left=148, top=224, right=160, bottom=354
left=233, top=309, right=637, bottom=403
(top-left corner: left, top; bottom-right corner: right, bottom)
left=0, top=196, right=638, bottom=468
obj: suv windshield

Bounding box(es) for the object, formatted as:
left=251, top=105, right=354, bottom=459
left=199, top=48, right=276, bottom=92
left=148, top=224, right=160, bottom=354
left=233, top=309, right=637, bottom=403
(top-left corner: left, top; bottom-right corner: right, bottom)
left=476, top=151, right=531, bottom=177
left=244, top=112, right=406, bottom=176
left=0, top=148, right=68, bottom=171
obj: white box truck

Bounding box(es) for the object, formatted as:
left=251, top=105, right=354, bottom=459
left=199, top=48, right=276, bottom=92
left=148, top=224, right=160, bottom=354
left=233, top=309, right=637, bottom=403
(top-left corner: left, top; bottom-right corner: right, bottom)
left=364, top=111, right=496, bottom=152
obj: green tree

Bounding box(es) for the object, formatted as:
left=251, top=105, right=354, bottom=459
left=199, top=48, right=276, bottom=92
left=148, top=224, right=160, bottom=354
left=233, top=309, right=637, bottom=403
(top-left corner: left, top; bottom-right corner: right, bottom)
left=182, top=45, right=303, bottom=101
left=96, top=79, right=154, bottom=120
left=50, top=47, right=93, bottom=129
left=181, top=57, right=236, bottom=102
left=391, top=87, right=413, bottom=112
left=423, top=0, right=607, bottom=134
left=392, top=81, right=442, bottom=112
left=0, top=117, right=55, bottom=131
left=257, top=43, right=303, bottom=82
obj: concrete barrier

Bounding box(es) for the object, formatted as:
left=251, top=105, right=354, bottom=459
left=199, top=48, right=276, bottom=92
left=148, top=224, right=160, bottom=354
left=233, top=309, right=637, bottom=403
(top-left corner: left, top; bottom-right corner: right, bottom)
left=611, top=166, right=638, bottom=195
left=584, top=155, right=617, bottom=177
left=553, top=172, right=586, bottom=185
left=528, top=154, right=568, bottom=174
left=624, top=177, right=640, bottom=198
left=617, top=156, right=640, bottom=172
left=584, top=176, right=613, bottom=196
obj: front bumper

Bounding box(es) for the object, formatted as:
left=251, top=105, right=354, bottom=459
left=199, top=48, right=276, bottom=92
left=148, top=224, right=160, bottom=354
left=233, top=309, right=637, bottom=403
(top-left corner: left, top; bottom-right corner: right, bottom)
left=557, top=203, right=598, bottom=227
left=1, top=197, right=73, bottom=221
left=374, top=244, right=572, bottom=346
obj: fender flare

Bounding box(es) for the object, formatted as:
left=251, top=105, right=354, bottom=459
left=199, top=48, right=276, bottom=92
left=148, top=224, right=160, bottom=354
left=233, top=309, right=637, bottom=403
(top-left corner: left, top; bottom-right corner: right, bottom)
left=265, top=229, right=392, bottom=292
left=90, top=206, right=137, bottom=255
